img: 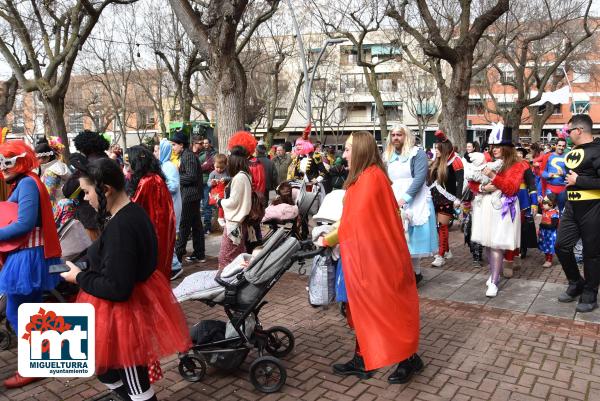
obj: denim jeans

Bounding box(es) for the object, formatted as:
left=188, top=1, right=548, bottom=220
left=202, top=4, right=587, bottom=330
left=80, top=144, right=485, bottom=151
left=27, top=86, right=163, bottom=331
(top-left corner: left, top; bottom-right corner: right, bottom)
left=202, top=184, right=213, bottom=231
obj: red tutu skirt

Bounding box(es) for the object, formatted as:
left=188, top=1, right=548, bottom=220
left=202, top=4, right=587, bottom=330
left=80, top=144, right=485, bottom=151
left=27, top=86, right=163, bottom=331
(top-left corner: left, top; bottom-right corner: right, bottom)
left=77, top=270, right=191, bottom=373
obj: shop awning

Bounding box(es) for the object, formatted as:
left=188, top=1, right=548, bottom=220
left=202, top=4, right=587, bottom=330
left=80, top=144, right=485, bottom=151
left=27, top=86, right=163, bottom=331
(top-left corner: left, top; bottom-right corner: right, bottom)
left=415, top=103, right=437, bottom=116
left=370, top=44, right=402, bottom=56
left=530, top=86, right=570, bottom=106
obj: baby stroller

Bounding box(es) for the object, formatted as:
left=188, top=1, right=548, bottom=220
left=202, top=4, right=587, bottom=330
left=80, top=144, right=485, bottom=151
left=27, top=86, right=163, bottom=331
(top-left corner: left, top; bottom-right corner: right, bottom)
left=0, top=217, right=91, bottom=350
left=174, top=228, right=322, bottom=393
left=262, top=180, right=321, bottom=242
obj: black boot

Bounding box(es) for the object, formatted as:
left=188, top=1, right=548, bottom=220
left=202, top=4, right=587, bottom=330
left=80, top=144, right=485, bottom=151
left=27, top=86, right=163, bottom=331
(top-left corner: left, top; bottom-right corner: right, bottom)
left=558, top=279, right=585, bottom=303
left=388, top=354, right=424, bottom=384
left=415, top=273, right=423, bottom=285
left=576, top=290, right=598, bottom=313
left=332, top=354, right=373, bottom=379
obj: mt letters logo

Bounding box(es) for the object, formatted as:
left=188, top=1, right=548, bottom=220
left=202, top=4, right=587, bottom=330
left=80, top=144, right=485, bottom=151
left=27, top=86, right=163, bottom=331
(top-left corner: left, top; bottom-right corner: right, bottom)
left=18, top=303, right=95, bottom=377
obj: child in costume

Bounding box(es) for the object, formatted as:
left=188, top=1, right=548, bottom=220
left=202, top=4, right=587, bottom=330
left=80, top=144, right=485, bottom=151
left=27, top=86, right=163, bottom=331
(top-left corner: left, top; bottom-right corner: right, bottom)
left=539, top=194, right=560, bottom=268
left=60, top=158, right=190, bottom=400
left=208, top=154, right=231, bottom=226
left=0, top=140, right=62, bottom=389
left=35, top=136, right=71, bottom=209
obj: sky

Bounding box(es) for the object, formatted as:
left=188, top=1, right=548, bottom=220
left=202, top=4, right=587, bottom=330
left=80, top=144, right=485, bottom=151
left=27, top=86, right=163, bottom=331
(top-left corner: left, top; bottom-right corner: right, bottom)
left=1, top=1, right=600, bottom=81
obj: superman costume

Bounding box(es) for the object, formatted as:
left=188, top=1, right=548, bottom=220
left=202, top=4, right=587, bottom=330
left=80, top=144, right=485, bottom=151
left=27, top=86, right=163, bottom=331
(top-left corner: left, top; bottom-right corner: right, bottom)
left=540, top=151, right=567, bottom=211
left=555, top=139, right=600, bottom=306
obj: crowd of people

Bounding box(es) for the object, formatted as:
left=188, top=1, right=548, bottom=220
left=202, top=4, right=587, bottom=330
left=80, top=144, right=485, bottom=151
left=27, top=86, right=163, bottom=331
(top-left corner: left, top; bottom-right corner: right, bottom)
left=0, top=114, right=599, bottom=397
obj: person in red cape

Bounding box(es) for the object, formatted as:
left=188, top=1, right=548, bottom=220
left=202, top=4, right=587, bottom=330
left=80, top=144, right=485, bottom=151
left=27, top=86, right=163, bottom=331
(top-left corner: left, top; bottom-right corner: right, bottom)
left=61, top=158, right=190, bottom=401
left=0, top=140, right=62, bottom=389
left=318, top=131, right=421, bottom=384
left=126, top=145, right=176, bottom=281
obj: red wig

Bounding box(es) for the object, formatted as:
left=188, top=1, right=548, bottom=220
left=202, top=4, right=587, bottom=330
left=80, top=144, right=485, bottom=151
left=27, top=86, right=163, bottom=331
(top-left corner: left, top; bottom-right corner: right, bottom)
left=0, top=140, right=39, bottom=174
left=227, top=131, right=257, bottom=156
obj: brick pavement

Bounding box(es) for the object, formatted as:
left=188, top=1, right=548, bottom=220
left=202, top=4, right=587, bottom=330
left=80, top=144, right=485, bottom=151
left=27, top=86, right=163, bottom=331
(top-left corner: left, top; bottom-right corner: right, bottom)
left=2, top=229, right=600, bottom=401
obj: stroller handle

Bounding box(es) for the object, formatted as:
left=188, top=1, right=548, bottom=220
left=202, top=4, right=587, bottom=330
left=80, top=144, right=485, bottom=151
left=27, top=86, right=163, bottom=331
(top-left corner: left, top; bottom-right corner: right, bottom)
left=292, top=246, right=326, bottom=262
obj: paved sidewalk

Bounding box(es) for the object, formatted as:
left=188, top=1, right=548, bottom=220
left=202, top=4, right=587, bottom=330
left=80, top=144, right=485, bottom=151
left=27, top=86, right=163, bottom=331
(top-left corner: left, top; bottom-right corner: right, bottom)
left=1, top=229, right=600, bottom=400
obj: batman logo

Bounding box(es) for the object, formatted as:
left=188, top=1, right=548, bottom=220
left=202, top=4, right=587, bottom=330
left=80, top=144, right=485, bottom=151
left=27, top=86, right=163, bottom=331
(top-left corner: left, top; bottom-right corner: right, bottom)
left=568, top=192, right=582, bottom=200
left=565, top=149, right=584, bottom=169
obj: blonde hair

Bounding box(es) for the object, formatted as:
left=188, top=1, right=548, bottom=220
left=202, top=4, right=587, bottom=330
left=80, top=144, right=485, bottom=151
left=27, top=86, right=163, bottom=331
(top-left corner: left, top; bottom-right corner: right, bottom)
left=384, top=124, right=414, bottom=162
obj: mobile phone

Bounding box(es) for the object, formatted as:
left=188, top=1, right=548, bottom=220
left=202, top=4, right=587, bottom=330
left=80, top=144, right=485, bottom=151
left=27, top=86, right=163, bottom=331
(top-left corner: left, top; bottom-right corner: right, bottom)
left=49, top=261, right=88, bottom=274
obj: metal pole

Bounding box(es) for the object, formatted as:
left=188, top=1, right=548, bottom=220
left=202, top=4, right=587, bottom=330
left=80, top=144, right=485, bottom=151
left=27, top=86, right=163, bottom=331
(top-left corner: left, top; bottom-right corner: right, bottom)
left=284, top=0, right=311, bottom=126
left=561, top=65, right=576, bottom=114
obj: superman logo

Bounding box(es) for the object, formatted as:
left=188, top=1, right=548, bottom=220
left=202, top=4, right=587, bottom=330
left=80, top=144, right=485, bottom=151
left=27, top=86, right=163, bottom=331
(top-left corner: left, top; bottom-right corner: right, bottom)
left=565, top=149, right=584, bottom=169
left=568, top=192, right=582, bottom=200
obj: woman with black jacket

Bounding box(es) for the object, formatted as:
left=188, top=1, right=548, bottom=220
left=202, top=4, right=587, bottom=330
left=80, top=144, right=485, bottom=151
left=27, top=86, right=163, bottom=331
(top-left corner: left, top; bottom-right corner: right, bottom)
left=61, top=158, right=190, bottom=401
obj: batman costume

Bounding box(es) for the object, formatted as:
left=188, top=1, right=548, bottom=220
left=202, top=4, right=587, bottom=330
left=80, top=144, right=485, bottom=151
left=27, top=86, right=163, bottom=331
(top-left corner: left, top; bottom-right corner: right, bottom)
left=555, top=139, right=600, bottom=312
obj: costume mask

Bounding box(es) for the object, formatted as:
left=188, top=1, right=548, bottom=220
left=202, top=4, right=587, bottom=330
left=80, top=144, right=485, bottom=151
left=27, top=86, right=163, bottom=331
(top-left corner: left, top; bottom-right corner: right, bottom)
left=0, top=152, right=27, bottom=170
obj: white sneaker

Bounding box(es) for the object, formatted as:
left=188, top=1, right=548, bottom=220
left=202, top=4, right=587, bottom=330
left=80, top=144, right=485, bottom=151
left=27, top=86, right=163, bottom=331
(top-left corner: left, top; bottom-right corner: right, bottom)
left=431, top=255, right=446, bottom=267
left=486, top=283, right=498, bottom=297
left=444, top=251, right=453, bottom=259
left=486, top=276, right=492, bottom=287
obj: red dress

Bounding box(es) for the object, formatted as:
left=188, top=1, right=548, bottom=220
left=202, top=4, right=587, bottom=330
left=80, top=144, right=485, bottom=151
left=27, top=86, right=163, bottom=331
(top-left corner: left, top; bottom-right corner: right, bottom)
left=338, top=166, right=419, bottom=370
left=132, top=174, right=176, bottom=280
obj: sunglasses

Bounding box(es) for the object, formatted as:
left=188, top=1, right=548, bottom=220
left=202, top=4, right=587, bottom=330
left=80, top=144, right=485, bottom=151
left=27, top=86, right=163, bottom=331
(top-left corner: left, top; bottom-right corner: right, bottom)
left=566, top=127, right=582, bottom=135
left=0, top=153, right=27, bottom=170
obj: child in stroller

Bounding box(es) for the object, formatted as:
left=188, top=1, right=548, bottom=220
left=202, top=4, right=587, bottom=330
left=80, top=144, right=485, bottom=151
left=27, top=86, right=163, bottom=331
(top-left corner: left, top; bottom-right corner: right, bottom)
left=173, top=228, right=323, bottom=393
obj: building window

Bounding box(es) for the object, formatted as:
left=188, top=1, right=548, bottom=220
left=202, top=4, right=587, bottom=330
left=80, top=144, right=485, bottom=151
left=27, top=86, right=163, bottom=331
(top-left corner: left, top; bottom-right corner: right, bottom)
left=500, top=69, right=515, bottom=84
left=12, top=114, right=25, bottom=134
left=574, top=101, right=590, bottom=114
left=467, top=100, right=485, bottom=115
left=312, top=78, right=327, bottom=92
left=371, top=103, right=402, bottom=122
left=497, top=102, right=515, bottom=113
left=340, top=74, right=368, bottom=94
left=274, top=108, right=287, bottom=120
left=68, top=112, right=84, bottom=133
left=376, top=73, right=400, bottom=92
left=573, top=72, right=590, bottom=83
left=552, top=104, right=562, bottom=115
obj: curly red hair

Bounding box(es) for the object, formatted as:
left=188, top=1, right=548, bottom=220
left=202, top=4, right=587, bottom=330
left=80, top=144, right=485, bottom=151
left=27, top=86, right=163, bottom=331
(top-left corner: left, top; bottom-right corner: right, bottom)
left=227, top=131, right=257, bottom=156
left=0, top=140, right=39, bottom=174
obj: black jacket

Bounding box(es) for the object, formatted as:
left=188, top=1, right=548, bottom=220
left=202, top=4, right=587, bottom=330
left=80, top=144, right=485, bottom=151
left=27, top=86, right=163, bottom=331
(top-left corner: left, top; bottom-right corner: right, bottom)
left=179, top=148, right=203, bottom=203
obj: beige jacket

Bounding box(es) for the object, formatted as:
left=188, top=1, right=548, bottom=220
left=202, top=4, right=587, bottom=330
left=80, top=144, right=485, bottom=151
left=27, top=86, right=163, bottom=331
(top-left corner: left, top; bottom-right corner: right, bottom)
left=221, top=172, right=252, bottom=224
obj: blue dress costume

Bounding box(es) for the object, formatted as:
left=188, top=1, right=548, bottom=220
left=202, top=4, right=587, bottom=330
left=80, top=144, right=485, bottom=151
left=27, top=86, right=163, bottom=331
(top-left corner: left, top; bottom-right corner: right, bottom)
left=0, top=176, right=61, bottom=330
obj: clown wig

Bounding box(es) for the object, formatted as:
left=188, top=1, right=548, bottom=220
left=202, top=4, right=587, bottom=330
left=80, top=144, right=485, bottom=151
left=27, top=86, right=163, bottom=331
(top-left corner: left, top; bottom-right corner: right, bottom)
left=227, top=131, right=257, bottom=156
left=294, top=137, right=314, bottom=156
left=0, top=140, right=39, bottom=174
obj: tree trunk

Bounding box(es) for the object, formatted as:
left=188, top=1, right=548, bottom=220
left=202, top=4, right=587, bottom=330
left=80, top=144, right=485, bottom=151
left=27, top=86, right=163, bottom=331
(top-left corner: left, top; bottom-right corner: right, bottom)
left=364, top=66, right=387, bottom=140
left=182, top=79, right=193, bottom=122
left=213, top=58, right=247, bottom=153
left=504, top=108, right=524, bottom=143
left=0, top=76, right=18, bottom=128
left=438, top=57, right=473, bottom=148
left=530, top=105, right=554, bottom=143
left=42, top=96, right=70, bottom=158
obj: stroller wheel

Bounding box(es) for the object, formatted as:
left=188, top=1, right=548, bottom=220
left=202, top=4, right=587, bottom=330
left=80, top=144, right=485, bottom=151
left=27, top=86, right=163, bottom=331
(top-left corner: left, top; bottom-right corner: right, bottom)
left=265, top=326, right=295, bottom=358
left=249, top=356, right=286, bottom=393
left=0, top=329, right=11, bottom=351
left=178, top=355, right=207, bottom=382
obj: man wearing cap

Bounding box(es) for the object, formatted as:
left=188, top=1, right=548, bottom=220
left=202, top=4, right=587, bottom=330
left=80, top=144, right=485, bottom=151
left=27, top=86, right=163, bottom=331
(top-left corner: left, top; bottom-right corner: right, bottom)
left=171, top=131, right=206, bottom=264
left=556, top=114, right=600, bottom=313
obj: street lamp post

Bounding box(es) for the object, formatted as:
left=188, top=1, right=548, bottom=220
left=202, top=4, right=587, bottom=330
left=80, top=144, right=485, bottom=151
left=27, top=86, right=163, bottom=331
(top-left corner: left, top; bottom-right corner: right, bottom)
left=306, top=38, right=348, bottom=125
left=284, top=0, right=346, bottom=133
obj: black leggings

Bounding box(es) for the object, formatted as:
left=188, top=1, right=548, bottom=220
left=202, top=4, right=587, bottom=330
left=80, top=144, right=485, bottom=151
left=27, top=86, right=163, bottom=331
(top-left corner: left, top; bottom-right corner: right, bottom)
left=98, top=365, right=157, bottom=401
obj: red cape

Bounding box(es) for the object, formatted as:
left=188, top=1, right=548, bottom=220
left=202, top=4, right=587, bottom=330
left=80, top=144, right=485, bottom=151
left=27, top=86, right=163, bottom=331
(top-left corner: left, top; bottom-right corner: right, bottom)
left=338, top=166, right=419, bottom=370
left=0, top=201, right=28, bottom=253
left=132, top=174, right=176, bottom=281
